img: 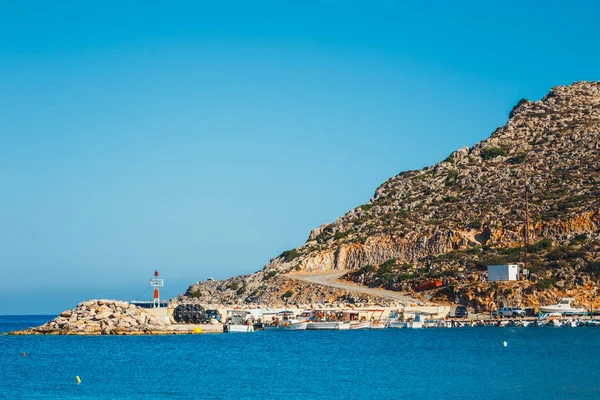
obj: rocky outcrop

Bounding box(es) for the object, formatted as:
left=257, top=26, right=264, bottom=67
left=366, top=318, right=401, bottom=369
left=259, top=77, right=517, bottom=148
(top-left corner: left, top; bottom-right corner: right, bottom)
left=180, top=275, right=404, bottom=309
left=181, top=81, right=600, bottom=309
left=11, top=300, right=171, bottom=335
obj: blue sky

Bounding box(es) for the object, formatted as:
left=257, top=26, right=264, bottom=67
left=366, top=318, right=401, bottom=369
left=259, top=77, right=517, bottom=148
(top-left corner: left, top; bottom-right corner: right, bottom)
left=1, top=1, right=599, bottom=314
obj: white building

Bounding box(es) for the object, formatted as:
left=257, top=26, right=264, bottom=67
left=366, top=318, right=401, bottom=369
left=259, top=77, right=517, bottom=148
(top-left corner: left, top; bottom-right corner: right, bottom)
left=487, top=264, right=520, bottom=282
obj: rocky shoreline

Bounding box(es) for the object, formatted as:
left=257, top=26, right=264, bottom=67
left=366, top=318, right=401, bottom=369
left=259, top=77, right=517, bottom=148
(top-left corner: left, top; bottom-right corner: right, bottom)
left=8, top=300, right=214, bottom=336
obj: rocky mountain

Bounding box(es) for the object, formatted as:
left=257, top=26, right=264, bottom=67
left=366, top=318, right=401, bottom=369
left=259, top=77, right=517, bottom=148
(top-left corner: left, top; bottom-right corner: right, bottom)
left=181, top=81, right=600, bottom=311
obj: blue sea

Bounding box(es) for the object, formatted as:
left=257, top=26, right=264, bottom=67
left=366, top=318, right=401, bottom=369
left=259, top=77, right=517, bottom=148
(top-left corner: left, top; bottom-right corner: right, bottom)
left=1, top=315, right=600, bottom=399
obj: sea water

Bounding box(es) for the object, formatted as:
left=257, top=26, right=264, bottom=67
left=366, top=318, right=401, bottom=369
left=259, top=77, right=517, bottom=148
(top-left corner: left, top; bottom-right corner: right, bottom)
left=1, top=315, right=600, bottom=399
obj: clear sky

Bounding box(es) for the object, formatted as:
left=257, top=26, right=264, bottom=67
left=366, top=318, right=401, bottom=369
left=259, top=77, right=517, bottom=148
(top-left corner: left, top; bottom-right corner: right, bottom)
left=1, top=1, right=599, bottom=314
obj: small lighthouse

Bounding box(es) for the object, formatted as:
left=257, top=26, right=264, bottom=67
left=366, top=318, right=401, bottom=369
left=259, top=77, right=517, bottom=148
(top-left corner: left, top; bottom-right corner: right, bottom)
left=151, top=270, right=164, bottom=308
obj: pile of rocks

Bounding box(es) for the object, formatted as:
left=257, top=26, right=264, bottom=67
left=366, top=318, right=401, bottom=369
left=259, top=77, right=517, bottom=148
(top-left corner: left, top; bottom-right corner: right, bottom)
left=12, top=300, right=171, bottom=335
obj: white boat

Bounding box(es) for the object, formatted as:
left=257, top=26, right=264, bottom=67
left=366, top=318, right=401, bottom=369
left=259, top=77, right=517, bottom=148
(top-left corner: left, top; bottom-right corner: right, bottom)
left=387, top=309, right=404, bottom=328
left=296, top=310, right=314, bottom=323
left=367, top=309, right=388, bottom=329
left=389, top=321, right=408, bottom=329
left=225, top=310, right=255, bottom=333
left=346, top=310, right=371, bottom=330
left=539, top=298, right=587, bottom=315
left=263, top=311, right=308, bottom=331
left=350, top=320, right=371, bottom=330
left=562, top=319, right=577, bottom=328
left=226, top=324, right=254, bottom=333
left=389, top=313, right=425, bottom=329
left=305, top=309, right=351, bottom=330
left=307, top=321, right=350, bottom=330
left=586, top=320, right=600, bottom=327
left=370, top=320, right=389, bottom=329
left=408, top=314, right=425, bottom=329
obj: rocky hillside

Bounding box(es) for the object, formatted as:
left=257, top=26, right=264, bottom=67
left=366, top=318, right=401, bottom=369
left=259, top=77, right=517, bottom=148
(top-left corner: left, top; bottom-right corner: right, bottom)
left=182, top=81, right=600, bottom=311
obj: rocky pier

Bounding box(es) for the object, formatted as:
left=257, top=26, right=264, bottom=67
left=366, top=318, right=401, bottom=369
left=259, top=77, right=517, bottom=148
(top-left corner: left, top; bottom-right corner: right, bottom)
left=9, top=300, right=219, bottom=335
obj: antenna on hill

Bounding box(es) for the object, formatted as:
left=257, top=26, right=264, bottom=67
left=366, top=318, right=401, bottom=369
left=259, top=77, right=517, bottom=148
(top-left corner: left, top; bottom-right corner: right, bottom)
left=523, top=134, right=532, bottom=277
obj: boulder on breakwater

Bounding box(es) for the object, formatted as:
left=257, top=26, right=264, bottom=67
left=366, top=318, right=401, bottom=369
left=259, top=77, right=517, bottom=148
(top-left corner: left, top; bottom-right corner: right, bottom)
left=10, top=299, right=173, bottom=335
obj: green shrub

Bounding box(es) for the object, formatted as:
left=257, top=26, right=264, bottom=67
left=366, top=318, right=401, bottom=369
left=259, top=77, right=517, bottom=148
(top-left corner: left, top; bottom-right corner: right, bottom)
left=468, top=221, right=482, bottom=229
left=586, top=262, right=600, bottom=277
left=482, top=147, right=507, bottom=160
left=571, top=234, right=588, bottom=245
left=236, top=286, right=246, bottom=295
left=535, top=278, right=557, bottom=290
left=546, top=248, right=564, bottom=261
left=466, top=245, right=482, bottom=255
left=499, top=246, right=524, bottom=256
left=334, top=229, right=355, bottom=240
left=360, top=264, right=377, bottom=274
left=265, top=271, right=277, bottom=280
left=530, top=239, right=552, bottom=253
left=280, top=249, right=302, bottom=262
left=281, top=290, right=293, bottom=299
left=445, top=170, right=459, bottom=186
left=229, top=282, right=240, bottom=291
left=397, top=273, right=415, bottom=281
left=507, top=152, right=527, bottom=164
left=359, top=204, right=373, bottom=211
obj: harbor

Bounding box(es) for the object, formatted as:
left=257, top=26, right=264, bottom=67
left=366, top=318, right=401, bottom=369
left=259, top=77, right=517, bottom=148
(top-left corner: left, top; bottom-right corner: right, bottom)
left=9, top=270, right=600, bottom=335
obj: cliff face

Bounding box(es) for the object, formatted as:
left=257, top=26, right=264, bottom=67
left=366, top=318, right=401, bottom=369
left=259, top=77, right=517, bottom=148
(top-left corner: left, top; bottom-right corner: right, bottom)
left=183, top=81, right=600, bottom=310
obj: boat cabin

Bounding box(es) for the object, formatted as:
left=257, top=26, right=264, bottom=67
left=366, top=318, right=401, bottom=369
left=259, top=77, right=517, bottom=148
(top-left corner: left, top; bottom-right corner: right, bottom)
left=227, top=310, right=254, bottom=325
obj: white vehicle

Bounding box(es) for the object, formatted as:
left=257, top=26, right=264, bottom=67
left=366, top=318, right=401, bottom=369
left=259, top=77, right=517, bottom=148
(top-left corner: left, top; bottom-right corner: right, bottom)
left=539, top=298, right=587, bottom=315
left=492, top=307, right=526, bottom=318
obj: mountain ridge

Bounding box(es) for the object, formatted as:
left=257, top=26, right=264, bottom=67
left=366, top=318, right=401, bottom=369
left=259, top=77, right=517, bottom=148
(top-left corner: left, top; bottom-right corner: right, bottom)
left=179, top=80, right=600, bottom=311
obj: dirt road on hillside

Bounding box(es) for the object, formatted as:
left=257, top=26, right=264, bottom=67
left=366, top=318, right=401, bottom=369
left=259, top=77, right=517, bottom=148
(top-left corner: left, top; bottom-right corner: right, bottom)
left=286, top=270, right=428, bottom=305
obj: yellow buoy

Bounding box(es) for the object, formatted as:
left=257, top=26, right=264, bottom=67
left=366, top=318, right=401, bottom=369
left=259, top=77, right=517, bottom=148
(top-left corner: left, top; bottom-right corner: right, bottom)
left=76, top=376, right=81, bottom=384
left=193, top=327, right=202, bottom=334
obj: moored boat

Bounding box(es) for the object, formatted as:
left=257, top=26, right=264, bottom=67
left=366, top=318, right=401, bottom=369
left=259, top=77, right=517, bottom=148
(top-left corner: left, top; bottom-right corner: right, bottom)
left=305, top=309, right=351, bottom=330
left=307, top=321, right=350, bottom=330
left=539, top=298, right=587, bottom=315
left=225, top=310, right=255, bottom=333
left=266, top=311, right=308, bottom=331
left=226, top=324, right=254, bottom=333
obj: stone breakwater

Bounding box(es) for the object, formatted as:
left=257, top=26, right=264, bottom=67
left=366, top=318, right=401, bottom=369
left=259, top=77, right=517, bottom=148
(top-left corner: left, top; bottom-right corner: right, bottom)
left=9, top=300, right=177, bottom=335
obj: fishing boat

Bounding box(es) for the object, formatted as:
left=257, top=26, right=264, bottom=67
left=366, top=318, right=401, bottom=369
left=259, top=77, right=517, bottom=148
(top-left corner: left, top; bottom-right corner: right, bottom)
left=345, top=310, right=371, bottom=330
left=407, top=314, right=425, bottom=329
left=368, top=310, right=388, bottom=329
left=225, top=310, right=255, bottom=333
left=387, top=310, right=406, bottom=328
left=307, top=321, right=351, bottom=330
left=306, top=309, right=351, bottom=330
left=539, top=298, right=587, bottom=315
left=296, top=310, right=313, bottom=323
left=263, top=311, right=308, bottom=331
left=390, top=313, right=425, bottom=329
left=561, top=318, right=578, bottom=328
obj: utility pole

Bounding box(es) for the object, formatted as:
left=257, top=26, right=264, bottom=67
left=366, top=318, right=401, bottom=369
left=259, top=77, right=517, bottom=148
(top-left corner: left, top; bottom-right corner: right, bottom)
left=523, top=135, right=531, bottom=275
left=524, top=183, right=530, bottom=273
